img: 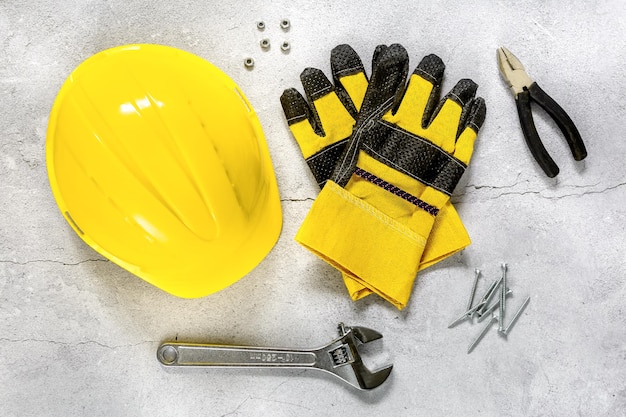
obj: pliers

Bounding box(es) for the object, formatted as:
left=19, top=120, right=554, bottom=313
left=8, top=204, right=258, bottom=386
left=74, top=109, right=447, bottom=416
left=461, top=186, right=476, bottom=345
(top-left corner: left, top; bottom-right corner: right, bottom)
left=497, top=47, right=587, bottom=178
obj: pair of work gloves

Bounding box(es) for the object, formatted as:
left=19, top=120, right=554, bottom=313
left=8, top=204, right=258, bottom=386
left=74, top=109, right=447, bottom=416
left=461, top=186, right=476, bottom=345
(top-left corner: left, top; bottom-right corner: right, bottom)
left=280, top=44, right=486, bottom=309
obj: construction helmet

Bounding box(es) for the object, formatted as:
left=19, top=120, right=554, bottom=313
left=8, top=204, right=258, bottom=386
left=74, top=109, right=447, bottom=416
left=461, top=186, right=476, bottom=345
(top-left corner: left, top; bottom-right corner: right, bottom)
left=46, top=44, right=282, bottom=298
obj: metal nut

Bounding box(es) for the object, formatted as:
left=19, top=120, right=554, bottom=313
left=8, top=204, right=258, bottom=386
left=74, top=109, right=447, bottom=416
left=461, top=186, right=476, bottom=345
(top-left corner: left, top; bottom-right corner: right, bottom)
left=280, top=41, right=291, bottom=52
left=256, top=21, right=265, bottom=31
left=243, top=57, right=255, bottom=69
left=280, top=19, right=290, bottom=30
left=260, top=38, right=270, bottom=50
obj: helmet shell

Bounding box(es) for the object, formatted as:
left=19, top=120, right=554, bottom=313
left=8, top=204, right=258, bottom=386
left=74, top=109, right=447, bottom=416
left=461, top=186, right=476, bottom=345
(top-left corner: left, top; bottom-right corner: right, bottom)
left=46, top=44, right=282, bottom=298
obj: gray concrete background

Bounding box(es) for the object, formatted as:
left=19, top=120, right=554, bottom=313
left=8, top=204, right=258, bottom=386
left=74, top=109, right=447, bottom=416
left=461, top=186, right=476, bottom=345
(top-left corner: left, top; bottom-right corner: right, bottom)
left=1, top=1, right=625, bottom=416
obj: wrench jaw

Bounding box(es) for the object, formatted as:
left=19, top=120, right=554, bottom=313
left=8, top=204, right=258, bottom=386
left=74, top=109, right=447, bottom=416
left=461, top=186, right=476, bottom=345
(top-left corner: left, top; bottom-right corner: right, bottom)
left=351, top=360, right=393, bottom=390
left=350, top=326, right=383, bottom=344
left=320, top=325, right=393, bottom=390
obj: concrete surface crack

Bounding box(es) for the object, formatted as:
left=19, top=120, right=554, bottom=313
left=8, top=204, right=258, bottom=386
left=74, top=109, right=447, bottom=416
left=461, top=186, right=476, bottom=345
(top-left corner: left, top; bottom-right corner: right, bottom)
left=462, top=181, right=625, bottom=200
left=256, top=397, right=313, bottom=411
left=268, top=369, right=307, bottom=396
left=0, top=337, right=114, bottom=349
left=542, top=182, right=626, bottom=200
left=0, top=259, right=108, bottom=266
left=221, top=397, right=250, bottom=417
left=0, top=338, right=156, bottom=350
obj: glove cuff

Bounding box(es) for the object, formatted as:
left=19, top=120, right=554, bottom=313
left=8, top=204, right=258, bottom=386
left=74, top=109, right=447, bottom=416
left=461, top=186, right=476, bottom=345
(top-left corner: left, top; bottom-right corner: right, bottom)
left=418, top=201, right=471, bottom=271
left=295, top=181, right=428, bottom=309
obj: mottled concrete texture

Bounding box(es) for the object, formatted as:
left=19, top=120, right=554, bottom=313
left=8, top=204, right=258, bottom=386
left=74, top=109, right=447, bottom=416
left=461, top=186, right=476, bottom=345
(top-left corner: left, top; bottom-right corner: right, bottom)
left=1, top=1, right=625, bottom=416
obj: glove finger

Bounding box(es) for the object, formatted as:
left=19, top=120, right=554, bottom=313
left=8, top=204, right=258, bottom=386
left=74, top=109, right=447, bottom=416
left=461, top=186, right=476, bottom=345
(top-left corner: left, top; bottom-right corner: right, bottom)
left=453, top=79, right=480, bottom=137
left=281, top=85, right=354, bottom=186
left=386, top=53, right=445, bottom=133
left=299, top=66, right=358, bottom=143
left=472, top=97, right=487, bottom=130
left=331, top=44, right=368, bottom=117
left=459, top=95, right=487, bottom=136
left=454, top=96, right=486, bottom=164
left=282, top=59, right=359, bottom=187
left=360, top=43, right=409, bottom=119
left=426, top=78, right=478, bottom=152
left=370, top=44, right=389, bottom=70
left=299, top=67, right=336, bottom=136
left=414, top=54, right=445, bottom=127
left=331, top=44, right=409, bottom=187
left=280, top=87, right=321, bottom=159
left=280, top=87, right=312, bottom=129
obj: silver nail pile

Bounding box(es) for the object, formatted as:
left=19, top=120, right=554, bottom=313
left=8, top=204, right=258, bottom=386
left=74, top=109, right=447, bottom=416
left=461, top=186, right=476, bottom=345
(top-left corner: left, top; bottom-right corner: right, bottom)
left=449, top=263, right=531, bottom=353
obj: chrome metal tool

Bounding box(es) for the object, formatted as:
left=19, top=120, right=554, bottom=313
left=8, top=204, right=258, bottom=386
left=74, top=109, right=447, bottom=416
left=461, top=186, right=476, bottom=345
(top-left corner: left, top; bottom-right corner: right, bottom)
left=157, top=323, right=393, bottom=390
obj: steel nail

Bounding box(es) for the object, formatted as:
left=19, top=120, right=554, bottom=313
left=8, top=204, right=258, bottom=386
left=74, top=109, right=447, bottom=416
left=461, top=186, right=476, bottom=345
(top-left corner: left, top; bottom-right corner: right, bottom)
left=477, top=277, right=503, bottom=316
left=498, top=263, right=508, bottom=332
left=468, top=315, right=497, bottom=354
left=448, top=301, right=486, bottom=328
left=472, top=279, right=497, bottom=318
left=477, top=289, right=512, bottom=322
left=466, top=268, right=481, bottom=311
left=448, top=310, right=472, bottom=328
left=502, top=296, right=530, bottom=336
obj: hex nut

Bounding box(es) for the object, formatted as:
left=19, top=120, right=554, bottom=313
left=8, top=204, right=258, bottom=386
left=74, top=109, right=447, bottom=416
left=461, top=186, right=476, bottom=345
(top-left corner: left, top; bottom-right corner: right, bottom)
left=280, top=19, right=290, bottom=30
left=256, top=21, right=265, bottom=31
left=244, top=57, right=255, bottom=69
left=280, top=41, right=291, bottom=52
left=260, top=38, right=270, bottom=50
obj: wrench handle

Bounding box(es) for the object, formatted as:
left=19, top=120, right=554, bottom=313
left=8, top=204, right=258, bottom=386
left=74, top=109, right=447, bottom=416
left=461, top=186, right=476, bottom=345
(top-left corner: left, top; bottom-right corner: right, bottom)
left=157, top=343, right=318, bottom=368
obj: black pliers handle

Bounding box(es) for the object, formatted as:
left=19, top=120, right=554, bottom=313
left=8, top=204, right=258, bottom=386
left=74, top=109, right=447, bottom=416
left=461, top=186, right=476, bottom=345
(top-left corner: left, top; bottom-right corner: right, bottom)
left=498, top=47, right=587, bottom=177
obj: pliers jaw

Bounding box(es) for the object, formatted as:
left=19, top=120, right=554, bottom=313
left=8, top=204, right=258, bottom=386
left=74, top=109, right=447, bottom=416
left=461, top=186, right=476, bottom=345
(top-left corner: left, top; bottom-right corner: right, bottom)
left=497, top=47, right=534, bottom=96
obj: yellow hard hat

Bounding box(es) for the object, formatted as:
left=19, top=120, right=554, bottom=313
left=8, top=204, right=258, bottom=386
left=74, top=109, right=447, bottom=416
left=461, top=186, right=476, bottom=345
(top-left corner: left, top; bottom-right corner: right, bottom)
left=46, top=44, right=282, bottom=298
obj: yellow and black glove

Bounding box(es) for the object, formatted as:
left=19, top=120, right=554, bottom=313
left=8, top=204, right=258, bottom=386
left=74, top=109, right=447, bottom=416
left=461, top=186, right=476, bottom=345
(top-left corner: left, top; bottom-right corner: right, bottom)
left=293, top=44, right=486, bottom=309
left=280, top=44, right=479, bottom=302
